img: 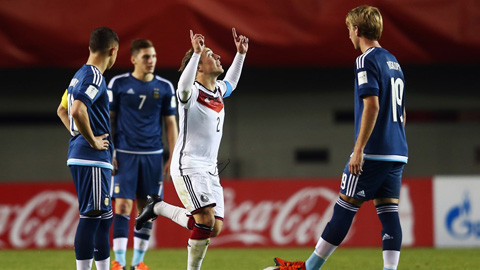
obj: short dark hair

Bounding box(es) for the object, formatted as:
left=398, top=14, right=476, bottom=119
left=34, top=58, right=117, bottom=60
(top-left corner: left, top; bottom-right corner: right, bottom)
left=89, top=27, right=119, bottom=54
left=130, top=39, right=154, bottom=56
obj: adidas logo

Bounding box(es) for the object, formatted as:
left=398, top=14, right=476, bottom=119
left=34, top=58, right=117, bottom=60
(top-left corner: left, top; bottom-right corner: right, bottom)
left=356, top=190, right=365, bottom=197
left=382, top=233, right=394, bottom=241
left=127, top=88, right=135, bottom=94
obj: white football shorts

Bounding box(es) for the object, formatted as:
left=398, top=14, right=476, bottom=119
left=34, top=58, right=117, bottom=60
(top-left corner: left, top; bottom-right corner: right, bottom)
left=172, top=172, right=224, bottom=219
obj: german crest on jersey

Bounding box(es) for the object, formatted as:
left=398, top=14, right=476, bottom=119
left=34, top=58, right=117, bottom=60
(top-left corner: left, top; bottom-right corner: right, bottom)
left=197, top=89, right=224, bottom=113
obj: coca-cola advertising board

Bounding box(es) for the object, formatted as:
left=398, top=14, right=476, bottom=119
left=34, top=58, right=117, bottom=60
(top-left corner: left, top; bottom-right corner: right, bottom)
left=0, top=178, right=433, bottom=249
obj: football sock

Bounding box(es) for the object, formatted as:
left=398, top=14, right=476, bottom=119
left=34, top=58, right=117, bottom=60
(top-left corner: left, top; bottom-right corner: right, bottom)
left=132, top=221, right=152, bottom=266
left=383, top=251, right=400, bottom=270
left=76, top=258, right=93, bottom=270
left=112, top=239, right=127, bottom=266
left=321, top=197, right=359, bottom=246
left=377, top=203, right=402, bottom=270
left=113, top=214, right=130, bottom=266
left=187, top=223, right=213, bottom=270
left=305, top=237, right=337, bottom=269
left=305, top=251, right=326, bottom=270
left=74, top=217, right=101, bottom=260
left=94, top=214, right=113, bottom=262
left=94, top=257, right=110, bottom=270
left=154, top=201, right=193, bottom=229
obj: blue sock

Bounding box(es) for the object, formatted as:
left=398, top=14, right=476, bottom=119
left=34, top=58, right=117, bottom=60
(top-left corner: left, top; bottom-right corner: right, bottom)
left=376, top=204, right=402, bottom=251
left=113, top=214, right=130, bottom=239
left=94, top=215, right=113, bottom=261
left=132, top=250, right=146, bottom=267
left=321, top=197, right=359, bottom=246
left=74, top=217, right=101, bottom=260
left=132, top=221, right=152, bottom=266
left=305, top=252, right=326, bottom=270
left=113, top=214, right=130, bottom=266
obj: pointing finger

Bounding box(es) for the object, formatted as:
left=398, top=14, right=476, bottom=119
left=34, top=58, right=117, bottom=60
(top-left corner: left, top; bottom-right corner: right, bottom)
left=190, top=30, right=194, bottom=40
left=232, top=28, right=238, bottom=39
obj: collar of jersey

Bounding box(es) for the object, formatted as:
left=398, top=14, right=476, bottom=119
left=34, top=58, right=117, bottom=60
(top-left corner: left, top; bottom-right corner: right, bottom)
left=195, top=81, right=218, bottom=95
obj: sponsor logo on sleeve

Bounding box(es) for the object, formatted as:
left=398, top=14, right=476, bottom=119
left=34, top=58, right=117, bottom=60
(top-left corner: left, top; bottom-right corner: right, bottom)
left=85, top=85, right=99, bottom=100
left=358, top=71, right=368, bottom=85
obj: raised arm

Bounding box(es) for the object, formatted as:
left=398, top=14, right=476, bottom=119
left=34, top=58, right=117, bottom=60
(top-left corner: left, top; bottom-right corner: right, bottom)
left=177, top=30, right=205, bottom=102
left=224, top=28, right=248, bottom=91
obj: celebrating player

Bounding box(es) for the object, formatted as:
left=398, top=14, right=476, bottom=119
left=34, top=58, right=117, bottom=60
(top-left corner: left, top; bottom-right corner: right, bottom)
left=108, top=39, right=178, bottom=270
left=59, top=27, right=119, bottom=270
left=135, top=28, right=248, bottom=270
left=266, top=5, right=408, bottom=270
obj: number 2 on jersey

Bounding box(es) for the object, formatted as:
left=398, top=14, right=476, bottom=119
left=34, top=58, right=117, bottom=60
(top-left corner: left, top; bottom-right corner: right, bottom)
left=391, top=77, right=404, bottom=122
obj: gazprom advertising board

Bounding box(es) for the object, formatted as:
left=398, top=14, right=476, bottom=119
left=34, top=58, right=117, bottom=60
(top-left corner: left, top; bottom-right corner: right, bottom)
left=434, top=176, right=480, bottom=247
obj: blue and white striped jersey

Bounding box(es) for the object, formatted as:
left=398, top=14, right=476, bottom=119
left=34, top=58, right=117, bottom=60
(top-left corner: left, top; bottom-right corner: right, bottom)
left=67, top=64, right=113, bottom=169
left=108, top=73, right=177, bottom=153
left=354, top=47, right=408, bottom=163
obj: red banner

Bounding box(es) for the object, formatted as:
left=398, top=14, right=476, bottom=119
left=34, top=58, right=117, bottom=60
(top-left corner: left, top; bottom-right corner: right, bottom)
left=0, top=178, right=433, bottom=249
left=1, top=0, right=479, bottom=68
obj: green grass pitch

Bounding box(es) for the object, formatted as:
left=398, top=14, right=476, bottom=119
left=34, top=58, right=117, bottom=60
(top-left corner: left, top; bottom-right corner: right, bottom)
left=1, top=247, right=480, bottom=269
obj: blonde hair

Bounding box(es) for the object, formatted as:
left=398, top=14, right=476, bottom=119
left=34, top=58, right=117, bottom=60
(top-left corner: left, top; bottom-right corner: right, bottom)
left=179, top=47, right=207, bottom=72
left=346, top=5, right=383, bottom=41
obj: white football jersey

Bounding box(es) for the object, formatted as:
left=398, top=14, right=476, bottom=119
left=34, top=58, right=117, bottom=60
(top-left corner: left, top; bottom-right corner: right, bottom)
left=170, top=80, right=229, bottom=175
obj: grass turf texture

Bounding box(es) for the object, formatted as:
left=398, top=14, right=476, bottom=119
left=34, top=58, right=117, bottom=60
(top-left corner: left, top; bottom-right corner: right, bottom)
left=1, top=247, right=479, bottom=269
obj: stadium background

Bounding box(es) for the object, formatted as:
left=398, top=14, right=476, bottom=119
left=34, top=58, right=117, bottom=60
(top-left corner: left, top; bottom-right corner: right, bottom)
left=1, top=0, right=480, bottom=252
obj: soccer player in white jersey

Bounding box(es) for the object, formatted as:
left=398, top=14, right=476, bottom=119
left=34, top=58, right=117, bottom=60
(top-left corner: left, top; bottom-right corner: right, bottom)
left=135, top=28, right=248, bottom=270
left=108, top=39, right=178, bottom=270
left=58, top=27, right=119, bottom=270
left=267, top=6, right=408, bottom=270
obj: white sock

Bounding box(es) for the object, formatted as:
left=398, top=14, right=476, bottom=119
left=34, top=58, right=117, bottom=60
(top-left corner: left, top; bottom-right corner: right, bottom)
left=187, top=238, right=210, bottom=270
left=113, top=237, right=128, bottom=252
left=314, top=237, right=338, bottom=259
left=76, top=259, right=92, bottom=270
left=113, top=237, right=128, bottom=266
left=383, top=250, right=400, bottom=270
left=154, top=201, right=191, bottom=229
left=95, top=257, right=110, bottom=270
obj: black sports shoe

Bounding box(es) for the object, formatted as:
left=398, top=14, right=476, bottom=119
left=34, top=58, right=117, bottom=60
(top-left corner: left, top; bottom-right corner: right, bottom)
left=135, top=194, right=162, bottom=230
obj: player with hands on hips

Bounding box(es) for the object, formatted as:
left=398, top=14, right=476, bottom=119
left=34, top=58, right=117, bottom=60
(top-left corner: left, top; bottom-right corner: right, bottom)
left=61, top=27, right=119, bottom=270
left=135, top=28, right=248, bottom=270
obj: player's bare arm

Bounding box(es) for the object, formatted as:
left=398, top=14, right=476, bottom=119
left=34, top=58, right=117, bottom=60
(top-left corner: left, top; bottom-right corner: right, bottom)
left=109, top=111, right=118, bottom=174
left=57, top=103, right=70, bottom=131
left=71, top=99, right=110, bottom=150
left=57, top=89, right=70, bottom=131
left=163, top=115, right=178, bottom=181
left=349, top=95, right=379, bottom=175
